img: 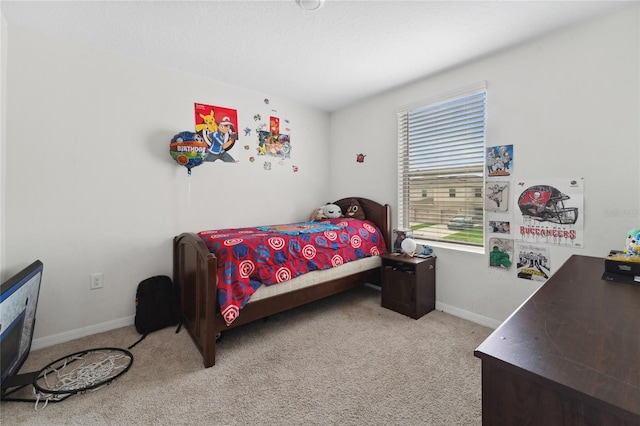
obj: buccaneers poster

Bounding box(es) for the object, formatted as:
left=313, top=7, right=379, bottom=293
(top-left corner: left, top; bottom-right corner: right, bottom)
left=512, top=178, right=584, bottom=247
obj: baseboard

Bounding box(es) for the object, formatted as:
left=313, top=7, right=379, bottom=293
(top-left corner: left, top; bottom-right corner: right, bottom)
left=366, top=283, right=501, bottom=328
left=364, top=282, right=381, bottom=291
left=435, top=302, right=502, bottom=329
left=367, top=282, right=501, bottom=329
left=31, top=300, right=500, bottom=350
left=31, top=316, right=135, bottom=351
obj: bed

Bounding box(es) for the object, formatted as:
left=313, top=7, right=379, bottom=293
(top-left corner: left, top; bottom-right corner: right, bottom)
left=173, top=197, right=391, bottom=367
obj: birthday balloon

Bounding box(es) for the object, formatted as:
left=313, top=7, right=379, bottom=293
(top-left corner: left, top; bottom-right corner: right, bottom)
left=169, top=131, right=209, bottom=175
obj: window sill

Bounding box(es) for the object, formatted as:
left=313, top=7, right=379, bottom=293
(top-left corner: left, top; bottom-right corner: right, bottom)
left=416, top=239, right=485, bottom=255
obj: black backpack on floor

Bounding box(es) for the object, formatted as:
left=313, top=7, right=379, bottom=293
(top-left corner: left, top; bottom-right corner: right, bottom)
left=128, top=275, right=181, bottom=349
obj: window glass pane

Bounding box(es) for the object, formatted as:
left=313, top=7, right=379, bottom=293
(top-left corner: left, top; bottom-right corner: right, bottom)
left=398, top=86, right=486, bottom=247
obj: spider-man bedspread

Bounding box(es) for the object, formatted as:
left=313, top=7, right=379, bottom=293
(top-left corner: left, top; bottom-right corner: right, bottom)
left=198, top=218, right=387, bottom=326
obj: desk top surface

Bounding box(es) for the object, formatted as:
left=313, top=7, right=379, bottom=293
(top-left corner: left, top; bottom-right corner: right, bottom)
left=475, top=254, right=640, bottom=417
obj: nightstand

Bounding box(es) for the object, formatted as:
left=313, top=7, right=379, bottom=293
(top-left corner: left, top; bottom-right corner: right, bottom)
left=380, top=253, right=436, bottom=319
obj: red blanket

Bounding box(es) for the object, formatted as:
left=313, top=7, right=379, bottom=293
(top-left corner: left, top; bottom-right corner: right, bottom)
left=198, top=218, right=387, bottom=326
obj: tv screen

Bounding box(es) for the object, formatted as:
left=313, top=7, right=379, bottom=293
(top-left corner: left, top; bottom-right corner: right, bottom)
left=0, top=260, right=43, bottom=391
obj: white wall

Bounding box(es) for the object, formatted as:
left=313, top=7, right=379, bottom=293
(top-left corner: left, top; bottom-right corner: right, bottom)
left=4, top=6, right=639, bottom=348
left=3, top=26, right=331, bottom=347
left=1, top=12, right=7, bottom=274
left=330, top=5, right=640, bottom=327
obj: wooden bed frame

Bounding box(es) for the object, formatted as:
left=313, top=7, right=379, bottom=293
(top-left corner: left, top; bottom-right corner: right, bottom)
left=173, top=197, right=391, bottom=367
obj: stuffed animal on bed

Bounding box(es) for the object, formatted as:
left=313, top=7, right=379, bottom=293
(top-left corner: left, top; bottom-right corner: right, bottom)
left=323, top=203, right=343, bottom=219
left=345, top=199, right=366, bottom=220
left=310, top=207, right=326, bottom=221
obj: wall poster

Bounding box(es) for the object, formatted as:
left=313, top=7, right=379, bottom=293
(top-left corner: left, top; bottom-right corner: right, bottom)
left=485, top=181, right=509, bottom=212
left=255, top=114, right=291, bottom=159
left=194, top=103, right=240, bottom=163
left=488, top=221, right=510, bottom=234
left=513, top=178, right=584, bottom=247
left=488, top=237, right=513, bottom=269
left=486, top=144, right=513, bottom=177
left=515, top=243, right=550, bottom=282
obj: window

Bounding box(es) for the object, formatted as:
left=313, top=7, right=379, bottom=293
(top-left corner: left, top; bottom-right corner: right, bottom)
left=397, top=82, right=486, bottom=247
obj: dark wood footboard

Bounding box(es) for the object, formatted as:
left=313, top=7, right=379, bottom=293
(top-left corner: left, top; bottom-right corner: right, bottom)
left=173, top=232, right=218, bottom=367
left=173, top=197, right=391, bottom=367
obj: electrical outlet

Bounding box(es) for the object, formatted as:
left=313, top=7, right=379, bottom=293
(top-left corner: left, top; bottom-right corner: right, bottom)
left=90, top=273, right=103, bottom=290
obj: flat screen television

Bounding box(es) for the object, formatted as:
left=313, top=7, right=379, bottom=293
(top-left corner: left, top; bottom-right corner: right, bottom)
left=1, top=260, right=43, bottom=396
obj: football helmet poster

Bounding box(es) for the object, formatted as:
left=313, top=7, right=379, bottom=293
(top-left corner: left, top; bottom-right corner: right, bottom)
left=513, top=178, right=584, bottom=247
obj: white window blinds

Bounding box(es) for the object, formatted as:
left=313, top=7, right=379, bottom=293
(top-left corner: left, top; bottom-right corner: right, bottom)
left=397, top=82, right=486, bottom=247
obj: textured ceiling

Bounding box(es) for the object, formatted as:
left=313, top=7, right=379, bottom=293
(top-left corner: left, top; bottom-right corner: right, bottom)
left=1, top=0, right=635, bottom=112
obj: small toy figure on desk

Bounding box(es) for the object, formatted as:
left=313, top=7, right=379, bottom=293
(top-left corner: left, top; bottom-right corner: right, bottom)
left=625, top=228, right=640, bottom=258
left=603, top=227, right=640, bottom=285
left=607, top=227, right=640, bottom=262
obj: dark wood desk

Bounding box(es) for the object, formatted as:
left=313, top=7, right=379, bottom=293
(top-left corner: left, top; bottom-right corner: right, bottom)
left=474, top=255, right=640, bottom=425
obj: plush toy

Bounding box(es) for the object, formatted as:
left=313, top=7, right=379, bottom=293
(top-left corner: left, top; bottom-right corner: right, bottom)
left=625, top=227, right=640, bottom=257
left=322, top=203, right=343, bottom=219
left=310, top=207, right=326, bottom=221
left=345, top=199, right=366, bottom=220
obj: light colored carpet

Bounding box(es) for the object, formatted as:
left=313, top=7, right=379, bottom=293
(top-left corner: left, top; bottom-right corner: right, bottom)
left=1, top=286, right=492, bottom=425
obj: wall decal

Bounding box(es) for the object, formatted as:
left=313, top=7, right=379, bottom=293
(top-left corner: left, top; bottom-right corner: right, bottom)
left=252, top=100, right=292, bottom=168
left=270, top=116, right=280, bottom=134
left=257, top=131, right=291, bottom=158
